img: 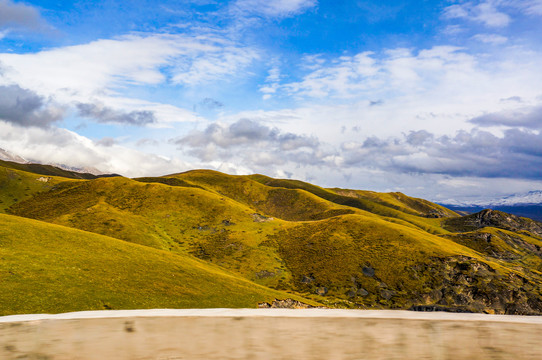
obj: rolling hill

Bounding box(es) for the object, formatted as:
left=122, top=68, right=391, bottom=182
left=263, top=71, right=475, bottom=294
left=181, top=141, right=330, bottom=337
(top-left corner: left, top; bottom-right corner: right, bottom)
left=2, top=162, right=542, bottom=315
left=0, top=212, right=314, bottom=316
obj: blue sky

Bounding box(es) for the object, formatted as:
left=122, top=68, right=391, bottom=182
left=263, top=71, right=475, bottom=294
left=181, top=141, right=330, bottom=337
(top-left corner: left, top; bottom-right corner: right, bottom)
left=1, top=0, right=542, bottom=202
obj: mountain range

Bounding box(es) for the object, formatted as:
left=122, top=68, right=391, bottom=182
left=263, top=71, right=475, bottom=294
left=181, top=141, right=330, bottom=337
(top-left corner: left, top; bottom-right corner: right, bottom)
left=0, top=148, right=107, bottom=177
left=1, top=159, right=542, bottom=315
left=440, top=191, right=542, bottom=221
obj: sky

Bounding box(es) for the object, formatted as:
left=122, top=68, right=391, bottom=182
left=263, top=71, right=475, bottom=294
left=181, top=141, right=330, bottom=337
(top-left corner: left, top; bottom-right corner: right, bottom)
left=0, top=0, right=542, bottom=203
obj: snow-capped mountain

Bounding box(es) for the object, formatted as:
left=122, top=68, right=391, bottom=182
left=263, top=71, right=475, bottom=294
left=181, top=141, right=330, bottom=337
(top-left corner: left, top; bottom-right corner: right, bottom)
left=442, top=191, right=542, bottom=207
left=485, top=191, right=542, bottom=206
left=440, top=191, right=542, bottom=221
left=0, top=147, right=106, bottom=176
left=0, top=148, right=27, bottom=163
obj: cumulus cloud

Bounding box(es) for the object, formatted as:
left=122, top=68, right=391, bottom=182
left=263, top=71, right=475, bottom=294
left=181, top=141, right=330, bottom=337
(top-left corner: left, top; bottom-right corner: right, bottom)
left=174, top=118, right=323, bottom=166
left=237, top=44, right=542, bottom=146
left=470, top=105, right=542, bottom=128
left=0, top=85, right=63, bottom=127
left=0, top=0, right=48, bottom=32
left=232, top=0, right=317, bottom=17
left=0, top=120, right=190, bottom=177
left=77, top=103, right=156, bottom=126
left=341, top=129, right=542, bottom=180
left=177, top=118, right=318, bottom=149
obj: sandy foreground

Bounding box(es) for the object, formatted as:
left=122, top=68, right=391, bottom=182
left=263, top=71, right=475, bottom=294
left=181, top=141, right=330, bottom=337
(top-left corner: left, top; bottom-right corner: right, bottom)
left=2, top=309, right=542, bottom=359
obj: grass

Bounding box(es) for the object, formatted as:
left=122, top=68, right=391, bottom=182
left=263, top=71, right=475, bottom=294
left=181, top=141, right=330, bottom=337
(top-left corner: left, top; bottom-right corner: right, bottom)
left=0, top=165, right=69, bottom=213
left=4, top=165, right=542, bottom=314
left=0, top=213, right=316, bottom=315
left=268, top=213, right=491, bottom=305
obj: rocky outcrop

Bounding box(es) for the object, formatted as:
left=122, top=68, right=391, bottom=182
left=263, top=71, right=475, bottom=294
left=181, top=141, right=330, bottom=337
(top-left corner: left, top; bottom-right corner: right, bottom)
left=257, top=299, right=323, bottom=309
left=444, top=209, right=542, bottom=236
left=408, top=256, right=542, bottom=315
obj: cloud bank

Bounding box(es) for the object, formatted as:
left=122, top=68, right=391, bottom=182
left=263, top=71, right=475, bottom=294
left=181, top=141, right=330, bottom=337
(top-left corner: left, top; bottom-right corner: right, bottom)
left=0, top=85, right=63, bottom=127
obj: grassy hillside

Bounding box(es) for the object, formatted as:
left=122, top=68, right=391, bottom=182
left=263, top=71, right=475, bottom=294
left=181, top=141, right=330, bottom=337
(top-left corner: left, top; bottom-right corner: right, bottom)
left=4, top=164, right=542, bottom=314
left=0, top=165, right=69, bottom=213
left=0, top=213, right=314, bottom=315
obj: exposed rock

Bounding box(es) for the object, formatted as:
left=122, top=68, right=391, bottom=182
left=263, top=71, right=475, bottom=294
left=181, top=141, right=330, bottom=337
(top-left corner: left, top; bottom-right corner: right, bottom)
left=357, top=288, right=369, bottom=296
left=408, top=256, right=542, bottom=315
left=251, top=213, right=274, bottom=222
left=362, top=266, right=375, bottom=277
left=315, top=286, right=328, bottom=296
left=255, top=270, right=275, bottom=279
left=409, top=305, right=474, bottom=313
left=445, top=229, right=542, bottom=260
left=346, top=288, right=357, bottom=298
left=257, top=299, right=322, bottom=309
left=380, top=289, right=395, bottom=300
left=444, top=209, right=542, bottom=236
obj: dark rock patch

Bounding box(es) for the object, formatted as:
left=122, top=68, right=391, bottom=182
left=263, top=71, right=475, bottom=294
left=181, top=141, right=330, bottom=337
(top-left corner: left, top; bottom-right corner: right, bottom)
left=362, top=266, right=375, bottom=277
left=315, top=286, right=328, bottom=296
left=258, top=298, right=323, bottom=309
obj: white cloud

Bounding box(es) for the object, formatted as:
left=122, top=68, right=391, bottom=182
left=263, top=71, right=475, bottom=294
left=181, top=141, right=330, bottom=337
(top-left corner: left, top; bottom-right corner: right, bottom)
left=443, top=1, right=511, bottom=27
left=0, top=33, right=258, bottom=125
left=256, top=45, right=542, bottom=137
left=232, top=0, right=317, bottom=17
left=511, top=0, right=542, bottom=15
left=0, top=120, right=190, bottom=177
left=472, top=33, right=508, bottom=44
left=443, top=0, right=542, bottom=29
left=259, top=66, right=281, bottom=99
left=174, top=118, right=322, bottom=166
left=210, top=43, right=542, bottom=191
left=171, top=45, right=259, bottom=85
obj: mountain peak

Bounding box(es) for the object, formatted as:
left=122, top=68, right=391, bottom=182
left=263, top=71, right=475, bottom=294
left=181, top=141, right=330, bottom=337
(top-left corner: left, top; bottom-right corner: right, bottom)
left=0, top=148, right=27, bottom=164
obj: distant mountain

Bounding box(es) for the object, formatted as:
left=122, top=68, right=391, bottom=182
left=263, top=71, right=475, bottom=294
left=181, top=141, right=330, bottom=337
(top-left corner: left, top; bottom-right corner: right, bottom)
left=443, top=191, right=542, bottom=207
left=0, top=148, right=27, bottom=163
left=0, top=159, right=120, bottom=180
left=440, top=191, right=542, bottom=221
left=0, top=144, right=120, bottom=179
left=487, top=190, right=542, bottom=206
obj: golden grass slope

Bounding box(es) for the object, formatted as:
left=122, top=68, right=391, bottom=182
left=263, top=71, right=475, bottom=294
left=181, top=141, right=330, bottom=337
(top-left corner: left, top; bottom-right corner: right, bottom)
left=0, top=213, right=315, bottom=315
left=5, top=166, right=542, bottom=314
left=0, top=164, right=69, bottom=213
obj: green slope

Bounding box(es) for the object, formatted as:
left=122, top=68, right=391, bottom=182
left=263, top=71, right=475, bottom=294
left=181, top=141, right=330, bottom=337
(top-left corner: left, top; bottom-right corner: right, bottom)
left=4, top=164, right=542, bottom=314
left=0, top=165, right=69, bottom=213
left=0, top=213, right=314, bottom=315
